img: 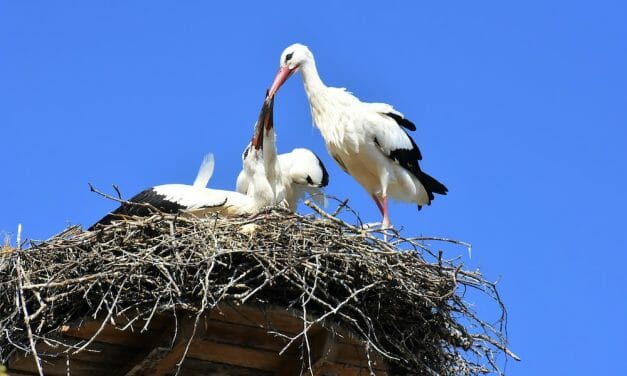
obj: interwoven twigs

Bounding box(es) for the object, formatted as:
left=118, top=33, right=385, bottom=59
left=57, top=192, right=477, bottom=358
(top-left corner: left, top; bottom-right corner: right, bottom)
left=0, top=204, right=518, bottom=375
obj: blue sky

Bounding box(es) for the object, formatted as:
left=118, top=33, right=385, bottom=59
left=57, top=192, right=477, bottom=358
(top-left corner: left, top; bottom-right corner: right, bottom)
left=1, top=1, right=626, bottom=374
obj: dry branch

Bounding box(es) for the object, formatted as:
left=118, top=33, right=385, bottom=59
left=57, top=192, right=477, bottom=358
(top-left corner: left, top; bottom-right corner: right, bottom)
left=0, top=202, right=517, bottom=375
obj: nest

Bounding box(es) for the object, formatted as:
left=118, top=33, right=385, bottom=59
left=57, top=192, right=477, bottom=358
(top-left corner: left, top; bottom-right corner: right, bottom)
left=0, top=200, right=518, bottom=375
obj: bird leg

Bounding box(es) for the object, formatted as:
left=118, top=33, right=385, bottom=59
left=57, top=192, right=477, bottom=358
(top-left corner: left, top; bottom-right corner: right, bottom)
left=371, top=195, right=384, bottom=215
left=378, top=196, right=392, bottom=242
left=371, top=195, right=392, bottom=241
left=381, top=196, right=391, bottom=229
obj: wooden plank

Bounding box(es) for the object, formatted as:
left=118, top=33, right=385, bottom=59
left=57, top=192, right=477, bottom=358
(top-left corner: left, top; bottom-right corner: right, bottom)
left=149, top=318, right=197, bottom=376
left=333, top=342, right=387, bottom=370
left=312, top=362, right=388, bottom=376
left=4, top=370, right=38, bottom=376
left=309, top=327, right=337, bottom=373
left=180, top=357, right=273, bottom=376
left=276, top=329, right=386, bottom=373
left=208, top=305, right=307, bottom=334
left=202, top=318, right=291, bottom=352
left=60, top=320, right=163, bottom=348
left=276, top=326, right=330, bottom=376
left=116, top=338, right=170, bottom=375
left=42, top=306, right=389, bottom=374
left=203, top=314, right=386, bottom=371
left=186, top=339, right=284, bottom=371
left=7, top=339, right=139, bottom=376
left=207, top=307, right=387, bottom=372
left=9, top=352, right=112, bottom=376
left=122, top=347, right=171, bottom=376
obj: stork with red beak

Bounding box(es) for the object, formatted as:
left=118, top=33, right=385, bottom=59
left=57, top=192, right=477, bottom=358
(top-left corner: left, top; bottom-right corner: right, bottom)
left=236, top=94, right=329, bottom=210
left=90, top=96, right=276, bottom=229
left=268, top=43, right=447, bottom=230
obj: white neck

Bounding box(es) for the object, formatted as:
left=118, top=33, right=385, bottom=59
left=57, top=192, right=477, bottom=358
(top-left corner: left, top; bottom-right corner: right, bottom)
left=300, top=59, right=325, bottom=99
left=300, top=58, right=336, bottom=137
left=260, top=131, right=279, bottom=197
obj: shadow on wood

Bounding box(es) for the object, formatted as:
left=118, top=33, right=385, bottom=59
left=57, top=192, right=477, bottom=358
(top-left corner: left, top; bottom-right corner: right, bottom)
left=7, top=304, right=388, bottom=376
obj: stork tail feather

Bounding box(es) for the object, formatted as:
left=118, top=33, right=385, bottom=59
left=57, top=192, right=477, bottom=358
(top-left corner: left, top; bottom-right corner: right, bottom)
left=419, top=171, right=448, bottom=200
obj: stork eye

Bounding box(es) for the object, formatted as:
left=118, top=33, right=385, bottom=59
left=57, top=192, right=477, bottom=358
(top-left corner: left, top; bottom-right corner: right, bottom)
left=285, top=52, right=294, bottom=63
left=306, top=176, right=314, bottom=185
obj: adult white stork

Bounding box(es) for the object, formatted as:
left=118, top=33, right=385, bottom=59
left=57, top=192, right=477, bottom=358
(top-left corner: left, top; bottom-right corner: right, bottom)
left=268, top=43, right=447, bottom=229
left=236, top=94, right=329, bottom=211
left=90, top=98, right=275, bottom=229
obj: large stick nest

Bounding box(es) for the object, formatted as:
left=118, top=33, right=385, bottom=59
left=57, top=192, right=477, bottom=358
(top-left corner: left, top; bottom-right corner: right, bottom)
left=0, top=201, right=517, bottom=375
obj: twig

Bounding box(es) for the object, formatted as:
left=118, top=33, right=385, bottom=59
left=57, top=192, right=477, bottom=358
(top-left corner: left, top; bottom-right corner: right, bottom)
left=0, top=204, right=516, bottom=375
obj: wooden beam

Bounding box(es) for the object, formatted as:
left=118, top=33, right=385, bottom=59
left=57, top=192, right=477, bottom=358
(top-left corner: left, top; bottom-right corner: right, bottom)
left=119, top=315, right=197, bottom=376
left=7, top=337, right=138, bottom=376
left=179, top=357, right=273, bottom=376
left=276, top=325, right=333, bottom=376
left=9, top=352, right=113, bottom=376
left=49, top=306, right=389, bottom=375
left=208, top=304, right=311, bottom=334
left=308, top=327, right=336, bottom=374
left=60, top=319, right=165, bottom=348
left=311, top=363, right=389, bottom=376
left=149, top=317, right=198, bottom=376
left=185, top=338, right=284, bottom=371
left=202, top=316, right=291, bottom=351
left=275, top=326, right=388, bottom=374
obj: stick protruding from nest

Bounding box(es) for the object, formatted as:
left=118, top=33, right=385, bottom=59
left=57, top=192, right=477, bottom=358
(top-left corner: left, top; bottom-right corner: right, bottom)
left=0, top=198, right=518, bottom=375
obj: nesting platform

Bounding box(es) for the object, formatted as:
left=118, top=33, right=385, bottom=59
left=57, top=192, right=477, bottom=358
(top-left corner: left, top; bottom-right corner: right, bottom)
left=7, top=305, right=387, bottom=375
left=0, top=205, right=516, bottom=375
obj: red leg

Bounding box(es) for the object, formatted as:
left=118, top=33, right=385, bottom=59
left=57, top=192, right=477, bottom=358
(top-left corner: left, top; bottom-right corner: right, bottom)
left=382, top=196, right=391, bottom=229
left=372, top=194, right=384, bottom=215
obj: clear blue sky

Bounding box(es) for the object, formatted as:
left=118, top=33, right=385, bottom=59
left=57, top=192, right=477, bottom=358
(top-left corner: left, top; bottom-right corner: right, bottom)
left=1, top=2, right=625, bottom=374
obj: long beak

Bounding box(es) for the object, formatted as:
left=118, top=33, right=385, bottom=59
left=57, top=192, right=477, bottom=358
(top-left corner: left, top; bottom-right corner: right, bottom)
left=268, top=66, right=295, bottom=97
left=251, top=94, right=272, bottom=150
left=265, top=93, right=274, bottom=132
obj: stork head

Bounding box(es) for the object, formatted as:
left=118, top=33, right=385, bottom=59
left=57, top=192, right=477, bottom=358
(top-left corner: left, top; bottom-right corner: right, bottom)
left=268, top=43, right=313, bottom=97
left=281, top=148, right=329, bottom=188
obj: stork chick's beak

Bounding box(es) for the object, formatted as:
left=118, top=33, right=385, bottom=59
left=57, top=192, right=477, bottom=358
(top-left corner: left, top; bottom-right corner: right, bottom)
left=251, top=94, right=272, bottom=150
left=265, top=94, right=275, bottom=133
left=268, top=66, right=295, bottom=97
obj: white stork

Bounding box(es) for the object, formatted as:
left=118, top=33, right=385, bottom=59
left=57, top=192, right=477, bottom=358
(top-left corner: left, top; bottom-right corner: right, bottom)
left=268, top=43, right=447, bottom=229
left=90, top=98, right=275, bottom=228
left=236, top=94, right=329, bottom=210
left=236, top=147, right=329, bottom=210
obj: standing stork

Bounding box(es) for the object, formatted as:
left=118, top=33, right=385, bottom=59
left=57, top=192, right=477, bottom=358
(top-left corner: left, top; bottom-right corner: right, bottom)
left=90, top=97, right=275, bottom=229
left=236, top=94, right=329, bottom=211
left=268, top=43, right=447, bottom=229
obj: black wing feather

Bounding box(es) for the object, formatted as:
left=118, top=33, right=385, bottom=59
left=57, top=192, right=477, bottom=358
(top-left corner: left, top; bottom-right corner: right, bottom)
left=89, top=188, right=185, bottom=229
left=375, top=129, right=448, bottom=204
left=385, top=112, right=416, bottom=131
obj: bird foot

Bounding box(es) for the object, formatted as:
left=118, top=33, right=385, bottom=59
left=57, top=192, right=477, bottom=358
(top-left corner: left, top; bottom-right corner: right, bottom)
left=362, top=222, right=395, bottom=241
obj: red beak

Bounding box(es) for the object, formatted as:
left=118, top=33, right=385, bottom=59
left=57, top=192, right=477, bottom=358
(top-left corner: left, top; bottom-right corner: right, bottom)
left=250, top=100, right=268, bottom=150
left=268, top=66, right=295, bottom=97
left=251, top=120, right=264, bottom=150
left=265, top=94, right=274, bottom=132
left=251, top=93, right=273, bottom=150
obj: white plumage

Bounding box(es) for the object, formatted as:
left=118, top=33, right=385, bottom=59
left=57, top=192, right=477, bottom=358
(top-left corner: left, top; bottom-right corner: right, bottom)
left=268, top=43, right=447, bottom=228
left=192, top=153, right=215, bottom=188
left=237, top=147, right=329, bottom=210
left=90, top=98, right=276, bottom=228
left=236, top=95, right=329, bottom=211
